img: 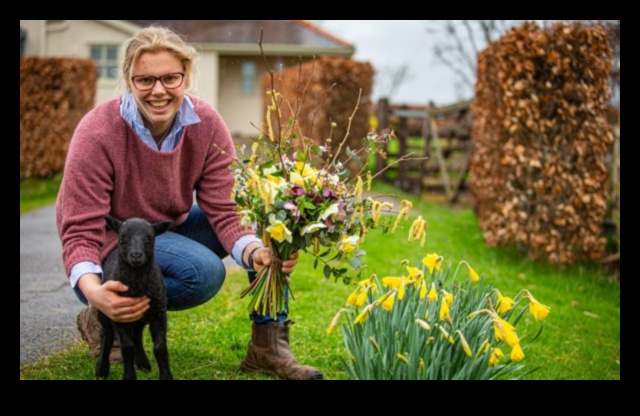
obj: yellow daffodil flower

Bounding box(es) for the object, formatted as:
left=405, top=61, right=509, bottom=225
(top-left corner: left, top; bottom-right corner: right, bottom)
left=339, top=235, right=360, bottom=253
left=456, top=330, right=473, bottom=357
left=265, top=215, right=292, bottom=243
left=438, top=326, right=455, bottom=344
left=439, top=300, right=451, bottom=321
left=381, top=277, right=403, bottom=289
left=488, top=348, right=504, bottom=366
left=511, top=343, right=525, bottom=362
left=397, top=354, right=410, bottom=364
left=419, top=281, right=427, bottom=299
left=327, top=308, right=346, bottom=335
left=442, top=289, right=454, bottom=307
left=496, top=291, right=516, bottom=315
left=528, top=297, right=551, bottom=321
left=459, top=261, right=480, bottom=283
left=382, top=292, right=396, bottom=311
left=406, top=266, right=424, bottom=283
left=428, top=283, right=438, bottom=302
left=422, top=253, right=442, bottom=274
left=492, top=315, right=519, bottom=347
left=354, top=304, right=375, bottom=325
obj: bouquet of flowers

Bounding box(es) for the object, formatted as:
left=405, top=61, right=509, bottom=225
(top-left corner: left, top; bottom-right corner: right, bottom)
left=231, top=62, right=425, bottom=318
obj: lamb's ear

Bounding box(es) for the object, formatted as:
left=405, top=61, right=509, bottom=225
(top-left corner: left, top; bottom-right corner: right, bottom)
left=153, top=220, right=173, bottom=236
left=105, top=215, right=122, bottom=232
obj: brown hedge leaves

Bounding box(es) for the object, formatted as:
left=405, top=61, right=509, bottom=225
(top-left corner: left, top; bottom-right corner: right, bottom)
left=261, top=57, right=374, bottom=171
left=20, top=57, right=97, bottom=178
left=470, top=21, right=614, bottom=264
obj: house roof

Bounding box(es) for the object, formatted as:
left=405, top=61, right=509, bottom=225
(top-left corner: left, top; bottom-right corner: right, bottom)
left=123, top=20, right=354, bottom=57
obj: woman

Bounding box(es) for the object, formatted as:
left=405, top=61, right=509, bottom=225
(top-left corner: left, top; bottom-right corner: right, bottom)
left=56, top=26, right=321, bottom=380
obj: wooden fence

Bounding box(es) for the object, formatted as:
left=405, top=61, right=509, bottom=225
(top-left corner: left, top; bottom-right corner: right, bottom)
left=374, top=98, right=473, bottom=203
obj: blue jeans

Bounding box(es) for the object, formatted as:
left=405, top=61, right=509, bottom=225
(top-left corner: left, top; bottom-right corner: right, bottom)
left=99, top=205, right=285, bottom=323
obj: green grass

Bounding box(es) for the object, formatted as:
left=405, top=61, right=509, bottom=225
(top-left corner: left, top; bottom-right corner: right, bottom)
left=20, top=173, right=63, bottom=215
left=19, top=178, right=620, bottom=380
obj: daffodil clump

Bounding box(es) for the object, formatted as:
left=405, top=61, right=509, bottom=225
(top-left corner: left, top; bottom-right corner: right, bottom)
left=328, top=253, right=550, bottom=380
left=232, top=86, right=425, bottom=318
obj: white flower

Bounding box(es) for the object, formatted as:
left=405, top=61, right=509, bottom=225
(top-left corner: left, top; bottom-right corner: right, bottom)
left=319, top=203, right=340, bottom=221
left=301, top=222, right=327, bottom=235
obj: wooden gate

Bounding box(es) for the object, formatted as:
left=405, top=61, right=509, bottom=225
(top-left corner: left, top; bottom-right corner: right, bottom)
left=374, top=98, right=473, bottom=203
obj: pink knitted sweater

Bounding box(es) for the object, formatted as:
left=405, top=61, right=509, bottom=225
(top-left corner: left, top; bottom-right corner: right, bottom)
left=56, top=95, right=252, bottom=277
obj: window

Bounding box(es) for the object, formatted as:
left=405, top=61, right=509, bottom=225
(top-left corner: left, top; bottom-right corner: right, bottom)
left=90, top=45, right=119, bottom=79
left=241, top=60, right=256, bottom=94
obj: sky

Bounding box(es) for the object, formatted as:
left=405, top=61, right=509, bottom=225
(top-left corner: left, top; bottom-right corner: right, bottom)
left=318, top=20, right=469, bottom=107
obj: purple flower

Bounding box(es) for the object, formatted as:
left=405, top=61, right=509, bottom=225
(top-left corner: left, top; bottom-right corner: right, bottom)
left=323, top=189, right=338, bottom=201
left=290, top=184, right=306, bottom=197
left=283, top=201, right=301, bottom=223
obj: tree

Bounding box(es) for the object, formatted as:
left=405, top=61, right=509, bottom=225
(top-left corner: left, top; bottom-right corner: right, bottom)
left=426, top=20, right=523, bottom=100
left=375, top=63, right=411, bottom=100
left=427, top=20, right=620, bottom=103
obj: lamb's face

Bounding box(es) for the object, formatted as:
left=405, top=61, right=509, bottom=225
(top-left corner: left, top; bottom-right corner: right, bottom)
left=118, top=219, right=156, bottom=268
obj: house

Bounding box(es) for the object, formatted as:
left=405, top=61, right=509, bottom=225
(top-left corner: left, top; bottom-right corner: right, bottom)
left=19, top=20, right=354, bottom=137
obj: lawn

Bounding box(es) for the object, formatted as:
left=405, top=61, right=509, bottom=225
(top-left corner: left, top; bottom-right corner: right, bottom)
left=19, top=178, right=620, bottom=380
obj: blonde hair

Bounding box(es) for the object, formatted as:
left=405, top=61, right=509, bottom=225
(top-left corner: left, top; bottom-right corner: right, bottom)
left=119, top=26, right=199, bottom=93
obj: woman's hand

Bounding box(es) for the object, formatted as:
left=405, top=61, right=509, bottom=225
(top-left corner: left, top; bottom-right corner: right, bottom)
left=77, top=273, right=150, bottom=323
left=251, top=247, right=299, bottom=275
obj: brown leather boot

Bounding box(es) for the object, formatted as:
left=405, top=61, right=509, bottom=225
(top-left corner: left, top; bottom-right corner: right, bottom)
left=239, top=320, right=323, bottom=380
left=76, top=306, right=122, bottom=362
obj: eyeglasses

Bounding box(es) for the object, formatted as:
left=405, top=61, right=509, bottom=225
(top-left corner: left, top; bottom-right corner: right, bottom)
left=130, top=72, right=185, bottom=91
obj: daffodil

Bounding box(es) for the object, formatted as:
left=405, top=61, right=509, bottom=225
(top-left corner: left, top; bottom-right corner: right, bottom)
left=354, top=303, right=375, bottom=325
left=528, top=297, right=551, bottom=321
left=339, top=235, right=360, bottom=253
left=441, top=289, right=454, bottom=307
left=382, top=292, right=396, bottom=311
left=456, top=330, right=472, bottom=357
left=459, top=261, right=480, bottom=283
left=439, top=300, right=451, bottom=321
left=438, top=326, right=455, bottom=344
left=419, top=281, right=427, bottom=299
left=381, top=277, right=403, bottom=289
left=327, top=308, right=346, bottom=335
left=492, top=315, right=519, bottom=347
left=265, top=215, right=292, bottom=243
left=405, top=266, right=423, bottom=283
left=496, top=291, right=516, bottom=315
left=510, top=343, right=525, bottom=362
left=488, top=348, right=504, bottom=366
left=422, top=253, right=442, bottom=274
left=427, top=283, right=438, bottom=302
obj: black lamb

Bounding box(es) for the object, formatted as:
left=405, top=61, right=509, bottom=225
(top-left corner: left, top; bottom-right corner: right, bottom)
left=96, top=215, right=174, bottom=380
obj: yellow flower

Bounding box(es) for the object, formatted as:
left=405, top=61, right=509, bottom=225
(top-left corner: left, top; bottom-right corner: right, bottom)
left=405, top=266, right=424, bottom=282
left=488, top=348, right=504, bottom=366
left=460, top=261, right=480, bottom=283
left=496, top=291, right=516, bottom=315
left=439, top=300, right=451, bottom=321
left=382, top=292, right=396, bottom=311
left=442, top=289, right=454, bottom=307
left=381, top=277, right=403, bottom=290
left=354, top=304, right=375, bottom=325
left=265, top=215, right=292, bottom=243
left=327, top=308, right=346, bottom=335
left=492, top=315, right=519, bottom=347
left=419, top=281, right=427, bottom=299
left=438, top=326, right=455, bottom=344
left=422, top=253, right=442, bottom=274
left=456, top=330, right=472, bottom=357
left=528, top=297, right=551, bottom=321
left=510, top=343, right=525, bottom=362
left=339, top=235, right=360, bottom=253
left=346, top=285, right=369, bottom=307
left=427, top=283, right=438, bottom=302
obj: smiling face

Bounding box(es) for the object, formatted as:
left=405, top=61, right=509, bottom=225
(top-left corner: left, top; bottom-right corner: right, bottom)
left=130, top=50, right=186, bottom=139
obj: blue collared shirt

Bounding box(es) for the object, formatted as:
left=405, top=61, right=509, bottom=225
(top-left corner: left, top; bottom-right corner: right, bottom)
left=69, top=92, right=260, bottom=291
